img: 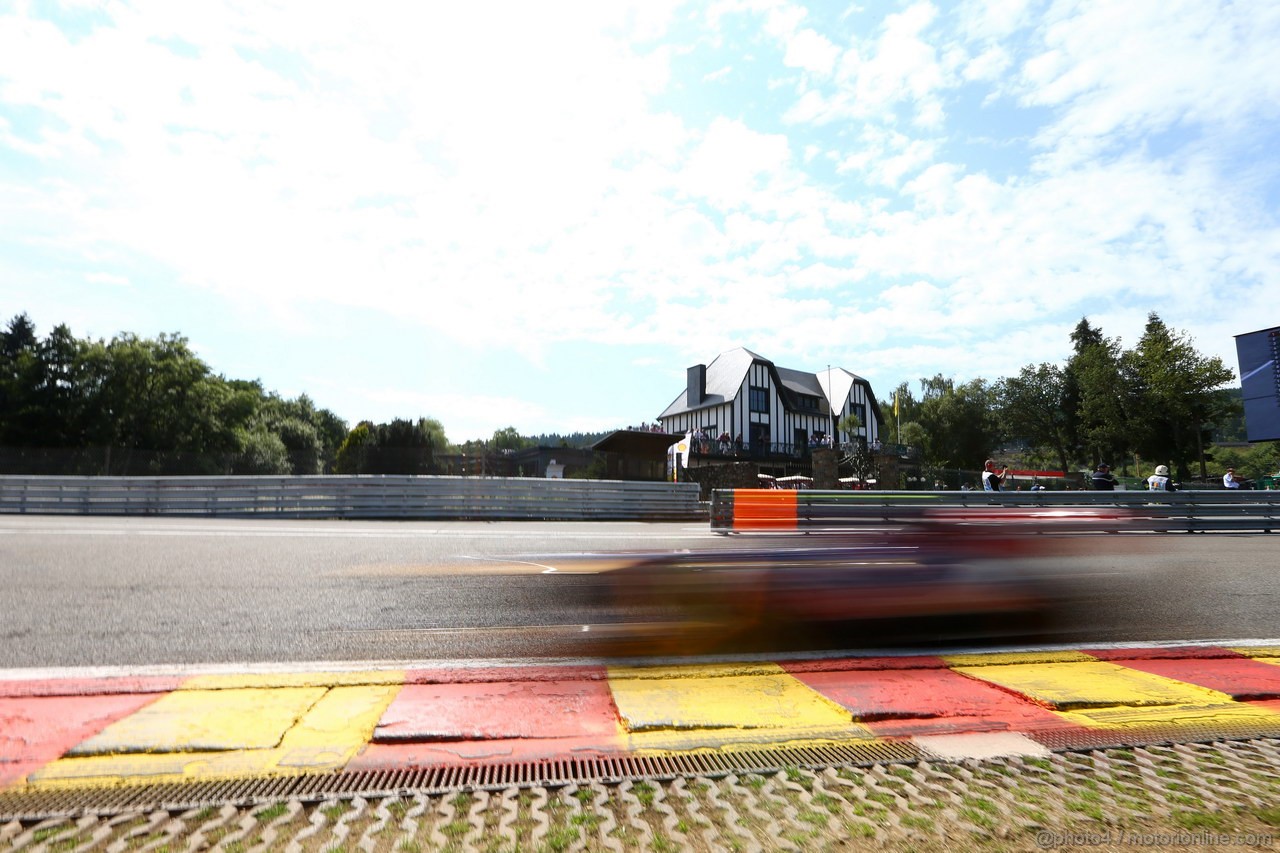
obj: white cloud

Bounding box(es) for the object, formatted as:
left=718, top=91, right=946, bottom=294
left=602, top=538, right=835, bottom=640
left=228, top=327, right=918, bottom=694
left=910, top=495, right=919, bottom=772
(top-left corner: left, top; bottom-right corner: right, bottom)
left=1017, top=0, right=1280, bottom=165
left=1, top=0, right=1275, bottom=437
left=783, top=28, right=841, bottom=77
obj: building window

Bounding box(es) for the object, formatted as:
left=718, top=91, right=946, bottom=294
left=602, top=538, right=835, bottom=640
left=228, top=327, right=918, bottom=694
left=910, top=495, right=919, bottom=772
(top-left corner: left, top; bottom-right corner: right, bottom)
left=749, top=386, right=769, bottom=413
left=797, top=394, right=820, bottom=412
left=851, top=403, right=866, bottom=424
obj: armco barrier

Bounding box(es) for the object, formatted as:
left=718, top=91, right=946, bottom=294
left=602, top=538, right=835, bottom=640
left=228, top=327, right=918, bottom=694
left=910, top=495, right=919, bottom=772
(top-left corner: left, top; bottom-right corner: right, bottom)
left=0, top=475, right=705, bottom=521
left=710, top=488, right=1280, bottom=533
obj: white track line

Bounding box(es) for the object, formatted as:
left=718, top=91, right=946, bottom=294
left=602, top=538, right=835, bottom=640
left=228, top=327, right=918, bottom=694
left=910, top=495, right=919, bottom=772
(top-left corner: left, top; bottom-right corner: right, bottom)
left=2, top=638, right=1278, bottom=683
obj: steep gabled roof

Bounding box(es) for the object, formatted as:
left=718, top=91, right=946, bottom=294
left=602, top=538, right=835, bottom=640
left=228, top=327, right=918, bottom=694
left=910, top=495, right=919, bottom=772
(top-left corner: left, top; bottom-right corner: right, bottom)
left=818, top=367, right=885, bottom=428
left=776, top=366, right=823, bottom=399
left=659, top=347, right=770, bottom=418
left=658, top=348, right=883, bottom=427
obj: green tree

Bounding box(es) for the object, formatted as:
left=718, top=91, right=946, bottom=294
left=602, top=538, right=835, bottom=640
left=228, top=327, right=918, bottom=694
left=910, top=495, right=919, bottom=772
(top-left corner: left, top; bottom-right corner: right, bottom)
left=837, top=412, right=862, bottom=443
left=334, top=422, right=373, bottom=474
left=1122, top=313, right=1237, bottom=480
left=997, top=363, right=1075, bottom=475
left=491, top=425, right=532, bottom=451
left=0, top=312, right=39, bottom=436
left=333, top=418, right=442, bottom=474
left=235, top=426, right=291, bottom=474
left=913, top=375, right=1001, bottom=469
left=1066, top=318, right=1129, bottom=471
left=878, top=382, right=918, bottom=445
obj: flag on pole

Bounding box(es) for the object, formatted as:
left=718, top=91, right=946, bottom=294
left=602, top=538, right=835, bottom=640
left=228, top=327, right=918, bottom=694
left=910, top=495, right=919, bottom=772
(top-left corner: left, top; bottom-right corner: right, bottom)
left=893, top=392, right=899, bottom=418
left=669, top=431, right=693, bottom=480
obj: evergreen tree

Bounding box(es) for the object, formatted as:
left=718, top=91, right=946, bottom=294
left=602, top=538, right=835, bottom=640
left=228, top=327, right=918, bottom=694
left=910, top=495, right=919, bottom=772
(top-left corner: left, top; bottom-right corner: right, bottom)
left=1122, top=313, right=1236, bottom=480
left=1066, top=318, right=1129, bottom=470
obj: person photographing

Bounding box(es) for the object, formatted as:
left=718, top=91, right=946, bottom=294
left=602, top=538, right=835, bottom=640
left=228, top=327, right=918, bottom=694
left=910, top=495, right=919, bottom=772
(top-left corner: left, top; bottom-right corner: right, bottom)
left=1091, top=463, right=1117, bottom=491
left=982, top=459, right=1010, bottom=491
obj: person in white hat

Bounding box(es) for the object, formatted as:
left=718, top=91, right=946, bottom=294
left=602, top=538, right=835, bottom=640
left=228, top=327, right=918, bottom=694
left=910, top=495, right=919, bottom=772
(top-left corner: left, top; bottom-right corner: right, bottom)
left=1147, top=464, right=1173, bottom=491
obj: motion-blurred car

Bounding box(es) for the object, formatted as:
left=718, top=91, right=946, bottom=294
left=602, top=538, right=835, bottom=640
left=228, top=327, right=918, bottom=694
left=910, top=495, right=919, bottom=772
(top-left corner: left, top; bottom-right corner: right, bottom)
left=581, top=506, right=1135, bottom=654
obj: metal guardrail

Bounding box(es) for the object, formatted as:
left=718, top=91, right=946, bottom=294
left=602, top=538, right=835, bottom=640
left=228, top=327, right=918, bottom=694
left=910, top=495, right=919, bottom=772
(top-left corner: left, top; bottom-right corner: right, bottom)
left=710, top=488, right=1280, bottom=533
left=0, top=475, right=705, bottom=521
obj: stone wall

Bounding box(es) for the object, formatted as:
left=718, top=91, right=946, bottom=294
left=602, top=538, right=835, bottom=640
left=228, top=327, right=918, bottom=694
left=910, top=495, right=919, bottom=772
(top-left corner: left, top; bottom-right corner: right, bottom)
left=683, top=462, right=762, bottom=501
left=811, top=448, right=838, bottom=489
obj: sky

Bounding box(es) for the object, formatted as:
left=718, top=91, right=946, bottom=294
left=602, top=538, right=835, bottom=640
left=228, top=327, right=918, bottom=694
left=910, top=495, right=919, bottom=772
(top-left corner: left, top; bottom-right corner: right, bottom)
left=2, top=0, right=1278, bottom=443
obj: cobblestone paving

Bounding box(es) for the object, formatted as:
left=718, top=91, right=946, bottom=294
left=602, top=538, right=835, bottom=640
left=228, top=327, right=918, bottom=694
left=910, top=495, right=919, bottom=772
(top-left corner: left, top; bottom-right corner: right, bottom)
left=3, top=740, right=1279, bottom=851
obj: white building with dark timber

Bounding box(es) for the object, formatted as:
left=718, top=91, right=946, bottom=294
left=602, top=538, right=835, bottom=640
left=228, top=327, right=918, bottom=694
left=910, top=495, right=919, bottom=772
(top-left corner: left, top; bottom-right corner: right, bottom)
left=657, top=348, right=883, bottom=460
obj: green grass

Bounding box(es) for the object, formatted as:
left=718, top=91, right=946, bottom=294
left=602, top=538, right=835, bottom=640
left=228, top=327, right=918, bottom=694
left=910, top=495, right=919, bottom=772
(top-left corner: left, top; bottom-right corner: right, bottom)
left=441, top=819, right=469, bottom=838
left=1014, top=805, right=1047, bottom=823
left=963, top=795, right=999, bottom=814
left=1173, top=809, right=1226, bottom=831
left=813, top=793, right=841, bottom=813
left=1065, top=799, right=1105, bottom=821
left=322, top=803, right=350, bottom=822
left=50, top=837, right=84, bottom=853
left=540, top=826, right=579, bottom=852
left=852, top=802, right=887, bottom=821
left=632, top=781, right=656, bottom=805
left=961, top=808, right=997, bottom=831
left=255, top=803, right=288, bottom=822
left=797, top=809, right=828, bottom=827
left=32, top=827, right=67, bottom=843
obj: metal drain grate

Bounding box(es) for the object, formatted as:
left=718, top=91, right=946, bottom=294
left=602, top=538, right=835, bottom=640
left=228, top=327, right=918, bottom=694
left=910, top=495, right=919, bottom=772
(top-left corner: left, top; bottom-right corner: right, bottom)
left=1034, top=718, right=1280, bottom=752
left=0, top=740, right=922, bottom=821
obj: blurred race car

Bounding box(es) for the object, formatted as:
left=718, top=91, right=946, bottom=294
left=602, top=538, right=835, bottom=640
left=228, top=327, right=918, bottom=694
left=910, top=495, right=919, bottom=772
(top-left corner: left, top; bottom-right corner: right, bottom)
left=578, top=506, right=1134, bottom=654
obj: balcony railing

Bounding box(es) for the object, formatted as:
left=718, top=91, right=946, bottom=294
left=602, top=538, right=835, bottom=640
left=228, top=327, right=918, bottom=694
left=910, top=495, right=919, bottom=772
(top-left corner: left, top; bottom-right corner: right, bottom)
left=688, top=439, right=921, bottom=462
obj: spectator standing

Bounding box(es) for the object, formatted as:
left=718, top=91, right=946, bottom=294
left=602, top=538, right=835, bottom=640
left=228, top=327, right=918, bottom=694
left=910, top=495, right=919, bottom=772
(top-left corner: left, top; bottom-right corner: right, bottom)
left=1091, top=463, right=1117, bottom=491
left=1224, top=467, right=1242, bottom=489
left=1147, top=465, right=1173, bottom=491
left=982, top=459, right=1009, bottom=492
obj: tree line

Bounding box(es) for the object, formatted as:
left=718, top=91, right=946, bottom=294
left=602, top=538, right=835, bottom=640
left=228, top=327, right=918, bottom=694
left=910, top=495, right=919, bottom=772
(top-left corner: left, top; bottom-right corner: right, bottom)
left=880, top=313, right=1272, bottom=483
left=3, top=311, right=1269, bottom=481
left=0, top=314, right=608, bottom=476
left=0, top=314, right=351, bottom=475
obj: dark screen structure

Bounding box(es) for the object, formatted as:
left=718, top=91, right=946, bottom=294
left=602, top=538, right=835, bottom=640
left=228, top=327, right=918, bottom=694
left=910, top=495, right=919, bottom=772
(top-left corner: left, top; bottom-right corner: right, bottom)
left=1235, top=326, right=1280, bottom=442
